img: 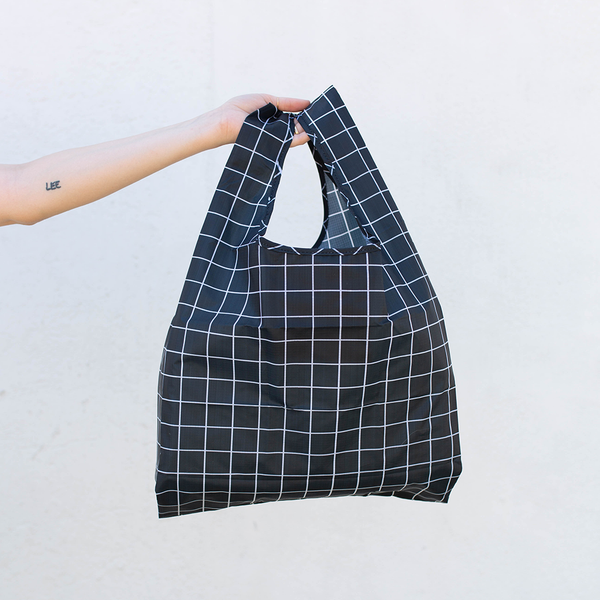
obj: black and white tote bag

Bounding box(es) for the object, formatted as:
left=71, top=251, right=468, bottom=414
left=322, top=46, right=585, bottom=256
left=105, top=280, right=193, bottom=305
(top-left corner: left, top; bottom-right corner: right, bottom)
left=156, top=87, right=461, bottom=517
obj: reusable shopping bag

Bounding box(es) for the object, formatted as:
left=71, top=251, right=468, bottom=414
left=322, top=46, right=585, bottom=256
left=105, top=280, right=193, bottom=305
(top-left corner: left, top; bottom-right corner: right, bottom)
left=156, top=87, right=461, bottom=517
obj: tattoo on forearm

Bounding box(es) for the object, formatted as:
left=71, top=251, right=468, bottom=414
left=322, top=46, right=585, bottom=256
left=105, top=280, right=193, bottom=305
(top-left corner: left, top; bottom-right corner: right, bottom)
left=46, top=180, right=61, bottom=191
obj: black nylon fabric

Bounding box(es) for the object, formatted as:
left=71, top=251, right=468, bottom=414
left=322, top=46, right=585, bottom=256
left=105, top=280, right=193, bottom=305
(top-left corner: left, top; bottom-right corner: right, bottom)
left=156, top=87, right=461, bottom=517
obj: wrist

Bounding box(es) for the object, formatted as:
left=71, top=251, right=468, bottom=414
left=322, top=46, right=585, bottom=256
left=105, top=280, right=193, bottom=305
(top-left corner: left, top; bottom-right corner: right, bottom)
left=188, top=107, right=227, bottom=153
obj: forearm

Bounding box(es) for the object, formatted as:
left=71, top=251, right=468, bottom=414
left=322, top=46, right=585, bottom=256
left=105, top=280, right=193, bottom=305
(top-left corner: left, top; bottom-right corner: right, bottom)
left=2, top=109, right=223, bottom=226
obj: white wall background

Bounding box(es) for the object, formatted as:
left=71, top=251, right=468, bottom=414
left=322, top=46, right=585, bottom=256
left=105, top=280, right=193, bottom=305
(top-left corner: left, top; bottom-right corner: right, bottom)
left=1, top=1, right=599, bottom=598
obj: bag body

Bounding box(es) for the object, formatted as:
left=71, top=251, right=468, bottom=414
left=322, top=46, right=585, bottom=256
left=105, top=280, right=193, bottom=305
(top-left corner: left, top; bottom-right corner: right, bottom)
left=156, top=87, right=461, bottom=517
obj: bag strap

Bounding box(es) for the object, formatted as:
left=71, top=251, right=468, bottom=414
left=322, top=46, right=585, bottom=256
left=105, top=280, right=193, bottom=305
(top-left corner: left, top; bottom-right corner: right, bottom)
left=298, top=87, right=416, bottom=255
left=198, top=103, right=295, bottom=250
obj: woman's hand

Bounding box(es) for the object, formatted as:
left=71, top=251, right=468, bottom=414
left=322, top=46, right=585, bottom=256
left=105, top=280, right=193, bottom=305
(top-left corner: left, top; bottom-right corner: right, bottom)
left=215, top=94, right=310, bottom=147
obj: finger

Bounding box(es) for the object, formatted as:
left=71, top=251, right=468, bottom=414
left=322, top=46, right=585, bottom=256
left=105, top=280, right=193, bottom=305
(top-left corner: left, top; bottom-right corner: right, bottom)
left=290, top=132, right=310, bottom=148
left=294, top=119, right=305, bottom=135
left=275, top=97, right=311, bottom=112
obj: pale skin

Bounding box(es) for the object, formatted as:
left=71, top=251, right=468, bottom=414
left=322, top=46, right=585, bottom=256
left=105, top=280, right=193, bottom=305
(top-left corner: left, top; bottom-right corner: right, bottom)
left=0, top=94, right=310, bottom=227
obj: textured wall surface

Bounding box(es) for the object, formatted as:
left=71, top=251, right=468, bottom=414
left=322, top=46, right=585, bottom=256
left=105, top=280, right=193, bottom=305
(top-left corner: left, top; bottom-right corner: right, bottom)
left=1, top=1, right=599, bottom=598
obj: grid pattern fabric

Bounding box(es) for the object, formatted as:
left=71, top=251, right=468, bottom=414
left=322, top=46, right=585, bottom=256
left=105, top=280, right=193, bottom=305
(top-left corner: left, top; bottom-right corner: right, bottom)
left=156, top=87, right=461, bottom=517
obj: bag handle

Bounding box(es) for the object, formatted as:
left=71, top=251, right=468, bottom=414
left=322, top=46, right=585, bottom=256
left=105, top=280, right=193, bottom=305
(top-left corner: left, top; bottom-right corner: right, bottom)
left=199, top=88, right=416, bottom=264
left=198, top=103, right=295, bottom=250
left=298, top=86, right=415, bottom=254
left=298, top=87, right=437, bottom=314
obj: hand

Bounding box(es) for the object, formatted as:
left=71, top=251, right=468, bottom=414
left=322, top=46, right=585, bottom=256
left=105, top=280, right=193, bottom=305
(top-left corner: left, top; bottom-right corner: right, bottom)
left=216, top=94, right=310, bottom=148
